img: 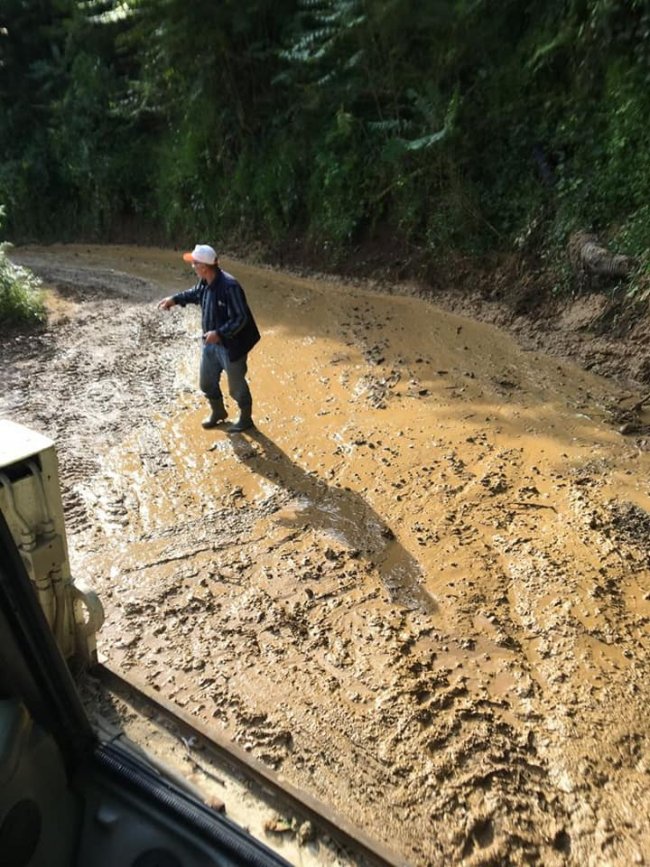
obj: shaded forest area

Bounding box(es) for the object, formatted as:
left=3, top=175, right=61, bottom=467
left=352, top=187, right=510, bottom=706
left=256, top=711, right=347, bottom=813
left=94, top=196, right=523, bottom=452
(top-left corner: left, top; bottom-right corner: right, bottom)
left=2, top=0, right=650, bottom=294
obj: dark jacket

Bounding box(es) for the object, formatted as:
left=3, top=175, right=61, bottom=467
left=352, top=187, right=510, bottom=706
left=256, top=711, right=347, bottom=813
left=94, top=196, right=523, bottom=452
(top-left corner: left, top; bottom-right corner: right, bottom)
left=173, top=269, right=260, bottom=362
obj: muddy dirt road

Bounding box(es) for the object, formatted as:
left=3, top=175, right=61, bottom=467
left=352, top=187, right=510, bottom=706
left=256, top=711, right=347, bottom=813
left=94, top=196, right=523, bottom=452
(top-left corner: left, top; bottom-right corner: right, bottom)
left=3, top=245, right=650, bottom=866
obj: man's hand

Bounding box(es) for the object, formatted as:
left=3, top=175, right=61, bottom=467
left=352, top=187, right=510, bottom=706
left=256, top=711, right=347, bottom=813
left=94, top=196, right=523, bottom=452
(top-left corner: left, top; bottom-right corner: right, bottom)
left=158, top=297, right=175, bottom=310
left=203, top=330, right=221, bottom=345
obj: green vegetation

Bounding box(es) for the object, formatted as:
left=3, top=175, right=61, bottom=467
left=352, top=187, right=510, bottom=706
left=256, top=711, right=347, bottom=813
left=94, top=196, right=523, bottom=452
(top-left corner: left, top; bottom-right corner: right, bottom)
left=1, top=0, right=649, bottom=280
left=0, top=200, right=45, bottom=327
left=0, top=238, right=45, bottom=328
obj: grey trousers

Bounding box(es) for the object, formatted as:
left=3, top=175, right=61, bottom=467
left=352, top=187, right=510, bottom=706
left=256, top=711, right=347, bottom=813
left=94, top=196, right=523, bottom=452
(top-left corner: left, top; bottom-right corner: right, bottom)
left=199, top=344, right=252, bottom=410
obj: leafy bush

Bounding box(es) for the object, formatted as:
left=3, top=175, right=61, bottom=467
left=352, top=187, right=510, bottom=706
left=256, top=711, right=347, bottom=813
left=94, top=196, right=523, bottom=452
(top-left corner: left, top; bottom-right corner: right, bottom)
left=0, top=240, right=45, bottom=327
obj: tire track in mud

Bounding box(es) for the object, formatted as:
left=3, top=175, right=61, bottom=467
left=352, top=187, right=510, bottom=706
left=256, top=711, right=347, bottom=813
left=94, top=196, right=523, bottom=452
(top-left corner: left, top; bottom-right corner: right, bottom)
left=104, top=534, right=574, bottom=865
left=87, top=429, right=574, bottom=865
left=80, top=430, right=573, bottom=863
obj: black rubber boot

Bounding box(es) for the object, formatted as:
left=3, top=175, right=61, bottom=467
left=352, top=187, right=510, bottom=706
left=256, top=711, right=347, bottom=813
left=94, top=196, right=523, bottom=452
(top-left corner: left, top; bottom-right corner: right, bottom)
left=201, top=398, right=228, bottom=429
left=227, top=404, right=254, bottom=433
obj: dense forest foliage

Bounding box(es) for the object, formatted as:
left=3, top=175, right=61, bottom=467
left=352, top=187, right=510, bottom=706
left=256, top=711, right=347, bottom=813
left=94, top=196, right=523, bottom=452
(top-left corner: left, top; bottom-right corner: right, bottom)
left=1, top=0, right=649, bottom=281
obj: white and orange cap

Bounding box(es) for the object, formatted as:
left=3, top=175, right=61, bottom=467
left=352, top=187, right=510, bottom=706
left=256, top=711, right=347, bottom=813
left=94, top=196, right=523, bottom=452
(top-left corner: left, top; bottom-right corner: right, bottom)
left=182, top=244, right=218, bottom=264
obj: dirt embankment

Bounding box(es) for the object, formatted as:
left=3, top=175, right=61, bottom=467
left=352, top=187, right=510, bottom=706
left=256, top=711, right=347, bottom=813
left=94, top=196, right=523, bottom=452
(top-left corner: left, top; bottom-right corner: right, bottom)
left=2, top=244, right=650, bottom=866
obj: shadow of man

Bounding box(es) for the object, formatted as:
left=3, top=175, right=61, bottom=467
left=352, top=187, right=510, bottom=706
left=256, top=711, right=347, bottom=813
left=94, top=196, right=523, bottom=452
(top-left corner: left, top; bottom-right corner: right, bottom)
left=230, top=429, right=436, bottom=614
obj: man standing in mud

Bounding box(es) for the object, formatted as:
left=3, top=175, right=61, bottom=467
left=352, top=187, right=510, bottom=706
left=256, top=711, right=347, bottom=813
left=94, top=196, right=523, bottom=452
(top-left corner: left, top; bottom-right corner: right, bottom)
left=158, top=244, right=260, bottom=432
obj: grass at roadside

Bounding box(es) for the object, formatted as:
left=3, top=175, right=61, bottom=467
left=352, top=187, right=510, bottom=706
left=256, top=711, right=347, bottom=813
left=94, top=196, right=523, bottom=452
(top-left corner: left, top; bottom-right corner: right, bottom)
left=0, top=243, right=45, bottom=328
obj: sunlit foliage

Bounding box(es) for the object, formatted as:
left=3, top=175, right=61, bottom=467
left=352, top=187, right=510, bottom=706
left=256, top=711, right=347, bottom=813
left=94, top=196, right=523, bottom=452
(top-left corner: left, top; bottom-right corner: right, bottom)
left=0, top=209, right=45, bottom=326
left=1, top=0, right=649, bottom=273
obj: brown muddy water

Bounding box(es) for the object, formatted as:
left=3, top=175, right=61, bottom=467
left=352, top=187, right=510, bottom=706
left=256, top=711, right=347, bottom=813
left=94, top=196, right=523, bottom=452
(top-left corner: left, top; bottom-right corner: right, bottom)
left=3, top=244, right=650, bottom=865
